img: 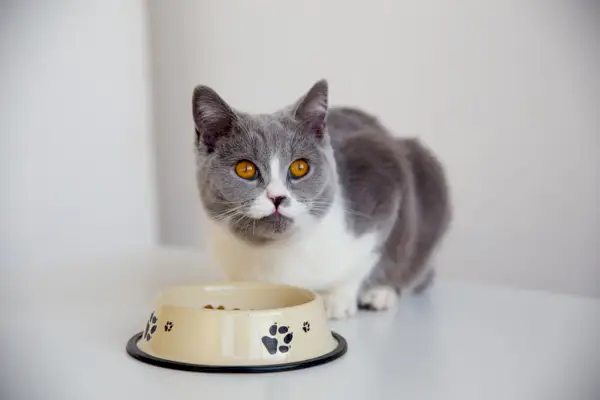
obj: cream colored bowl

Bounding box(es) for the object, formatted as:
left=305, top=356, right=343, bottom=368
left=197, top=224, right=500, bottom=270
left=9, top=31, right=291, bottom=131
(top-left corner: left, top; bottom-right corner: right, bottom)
left=126, top=282, right=347, bottom=373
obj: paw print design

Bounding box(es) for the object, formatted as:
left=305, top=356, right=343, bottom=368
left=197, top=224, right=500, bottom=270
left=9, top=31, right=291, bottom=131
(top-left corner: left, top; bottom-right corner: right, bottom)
left=143, top=312, right=158, bottom=341
left=261, top=323, right=294, bottom=355
left=302, top=321, right=311, bottom=333
left=164, top=321, right=174, bottom=332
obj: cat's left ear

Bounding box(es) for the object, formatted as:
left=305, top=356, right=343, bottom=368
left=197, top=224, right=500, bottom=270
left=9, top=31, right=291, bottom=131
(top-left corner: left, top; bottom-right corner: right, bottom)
left=293, top=79, right=329, bottom=138
left=192, top=85, right=236, bottom=153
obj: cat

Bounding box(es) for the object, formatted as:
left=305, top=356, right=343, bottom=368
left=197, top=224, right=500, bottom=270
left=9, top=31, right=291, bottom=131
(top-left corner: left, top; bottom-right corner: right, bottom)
left=192, top=79, right=451, bottom=319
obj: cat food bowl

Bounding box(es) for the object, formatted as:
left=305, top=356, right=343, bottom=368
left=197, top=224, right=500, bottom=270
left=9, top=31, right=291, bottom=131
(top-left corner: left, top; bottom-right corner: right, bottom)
left=126, top=282, right=347, bottom=373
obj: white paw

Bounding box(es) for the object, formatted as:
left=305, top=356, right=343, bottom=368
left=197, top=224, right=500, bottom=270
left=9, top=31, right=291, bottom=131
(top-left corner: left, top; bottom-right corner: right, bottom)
left=321, top=290, right=358, bottom=320
left=359, top=286, right=398, bottom=311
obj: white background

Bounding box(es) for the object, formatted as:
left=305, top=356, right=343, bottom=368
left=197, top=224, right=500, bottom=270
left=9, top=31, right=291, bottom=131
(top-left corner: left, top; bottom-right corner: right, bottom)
left=2, top=1, right=598, bottom=298
left=149, top=0, right=599, bottom=297
left=1, top=1, right=157, bottom=268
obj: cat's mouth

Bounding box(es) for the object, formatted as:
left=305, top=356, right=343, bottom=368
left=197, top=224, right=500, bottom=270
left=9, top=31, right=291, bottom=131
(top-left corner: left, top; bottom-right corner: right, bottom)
left=271, top=208, right=289, bottom=217
left=227, top=212, right=294, bottom=244
left=257, top=213, right=294, bottom=234
left=261, top=212, right=292, bottom=224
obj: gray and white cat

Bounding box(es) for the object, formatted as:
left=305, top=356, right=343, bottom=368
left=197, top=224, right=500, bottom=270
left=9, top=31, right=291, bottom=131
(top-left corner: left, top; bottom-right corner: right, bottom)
left=192, top=80, right=451, bottom=319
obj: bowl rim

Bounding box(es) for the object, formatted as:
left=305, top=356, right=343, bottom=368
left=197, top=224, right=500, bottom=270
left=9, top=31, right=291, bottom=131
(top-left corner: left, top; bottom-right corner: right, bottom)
left=126, top=331, right=348, bottom=373
left=155, top=282, right=319, bottom=313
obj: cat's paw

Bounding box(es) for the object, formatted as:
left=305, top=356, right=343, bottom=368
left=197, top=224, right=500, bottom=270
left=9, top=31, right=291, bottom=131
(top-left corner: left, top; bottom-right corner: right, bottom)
left=322, top=290, right=358, bottom=320
left=359, top=286, right=397, bottom=311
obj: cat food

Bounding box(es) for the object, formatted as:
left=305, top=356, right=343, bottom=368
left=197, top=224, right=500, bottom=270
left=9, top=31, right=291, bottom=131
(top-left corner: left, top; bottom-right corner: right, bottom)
left=204, top=304, right=232, bottom=310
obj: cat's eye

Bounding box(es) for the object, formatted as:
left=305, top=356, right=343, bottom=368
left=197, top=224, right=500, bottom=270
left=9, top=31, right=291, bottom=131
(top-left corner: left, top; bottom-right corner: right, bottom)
left=235, top=160, right=258, bottom=180
left=289, top=159, right=309, bottom=179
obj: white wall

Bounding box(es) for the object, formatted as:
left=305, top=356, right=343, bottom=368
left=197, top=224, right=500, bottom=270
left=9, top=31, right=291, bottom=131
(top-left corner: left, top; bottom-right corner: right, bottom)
left=1, top=1, right=157, bottom=268
left=148, top=0, right=600, bottom=297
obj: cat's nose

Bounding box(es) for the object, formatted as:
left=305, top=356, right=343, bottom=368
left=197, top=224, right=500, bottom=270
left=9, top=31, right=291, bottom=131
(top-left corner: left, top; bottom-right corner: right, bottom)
left=269, top=195, right=287, bottom=209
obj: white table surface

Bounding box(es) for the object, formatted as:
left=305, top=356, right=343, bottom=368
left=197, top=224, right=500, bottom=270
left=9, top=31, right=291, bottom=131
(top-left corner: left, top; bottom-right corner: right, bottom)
left=2, top=247, right=599, bottom=400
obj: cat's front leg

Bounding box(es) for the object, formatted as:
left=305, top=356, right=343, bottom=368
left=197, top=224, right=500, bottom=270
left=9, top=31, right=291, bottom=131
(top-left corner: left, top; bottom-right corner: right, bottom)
left=358, top=285, right=398, bottom=311
left=319, top=281, right=361, bottom=320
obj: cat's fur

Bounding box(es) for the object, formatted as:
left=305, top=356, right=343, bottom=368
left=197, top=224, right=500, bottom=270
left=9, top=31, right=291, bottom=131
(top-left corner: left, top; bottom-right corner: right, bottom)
left=192, top=80, right=451, bottom=319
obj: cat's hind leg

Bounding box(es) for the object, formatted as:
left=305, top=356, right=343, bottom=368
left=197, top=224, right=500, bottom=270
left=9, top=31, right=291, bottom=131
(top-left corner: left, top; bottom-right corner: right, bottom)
left=412, top=268, right=436, bottom=294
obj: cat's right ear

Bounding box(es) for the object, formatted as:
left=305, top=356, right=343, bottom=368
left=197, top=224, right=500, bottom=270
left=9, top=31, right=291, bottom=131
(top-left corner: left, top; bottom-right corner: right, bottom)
left=292, top=79, right=329, bottom=139
left=192, top=85, right=235, bottom=153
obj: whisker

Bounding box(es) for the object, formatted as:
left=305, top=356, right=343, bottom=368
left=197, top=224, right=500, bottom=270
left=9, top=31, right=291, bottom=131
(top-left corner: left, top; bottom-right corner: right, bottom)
left=212, top=206, right=246, bottom=221
left=212, top=210, right=240, bottom=220
left=212, top=200, right=247, bottom=205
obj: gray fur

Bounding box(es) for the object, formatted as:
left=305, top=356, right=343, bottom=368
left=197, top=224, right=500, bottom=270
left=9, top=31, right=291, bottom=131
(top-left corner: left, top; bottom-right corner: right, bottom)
left=193, top=80, right=335, bottom=244
left=327, top=107, right=451, bottom=295
left=192, top=80, right=451, bottom=294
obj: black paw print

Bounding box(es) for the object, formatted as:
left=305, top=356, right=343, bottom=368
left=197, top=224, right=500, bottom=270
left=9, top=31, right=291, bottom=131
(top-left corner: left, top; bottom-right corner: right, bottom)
left=261, top=323, right=294, bottom=355
left=164, top=321, right=174, bottom=332
left=143, top=312, right=158, bottom=341
left=302, top=321, right=310, bottom=332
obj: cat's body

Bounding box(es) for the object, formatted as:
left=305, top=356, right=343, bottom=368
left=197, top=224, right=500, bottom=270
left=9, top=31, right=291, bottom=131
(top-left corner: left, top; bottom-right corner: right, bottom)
left=193, top=81, right=451, bottom=319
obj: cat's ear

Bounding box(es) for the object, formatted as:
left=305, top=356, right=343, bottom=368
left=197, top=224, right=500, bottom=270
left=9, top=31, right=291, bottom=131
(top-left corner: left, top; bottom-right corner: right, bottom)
left=192, top=85, right=236, bottom=152
left=293, top=79, right=329, bottom=138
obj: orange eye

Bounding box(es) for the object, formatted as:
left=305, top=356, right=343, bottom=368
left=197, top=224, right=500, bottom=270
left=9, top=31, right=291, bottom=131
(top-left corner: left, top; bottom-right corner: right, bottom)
left=289, top=159, right=309, bottom=178
left=235, top=160, right=258, bottom=180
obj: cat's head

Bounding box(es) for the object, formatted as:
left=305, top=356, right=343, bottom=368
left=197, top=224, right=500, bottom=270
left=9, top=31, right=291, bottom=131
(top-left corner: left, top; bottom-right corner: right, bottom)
left=192, top=80, right=337, bottom=244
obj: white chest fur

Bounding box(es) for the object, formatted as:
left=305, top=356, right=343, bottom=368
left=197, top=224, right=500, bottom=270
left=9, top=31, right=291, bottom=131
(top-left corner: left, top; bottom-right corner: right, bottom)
left=201, top=198, right=380, bottom=292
